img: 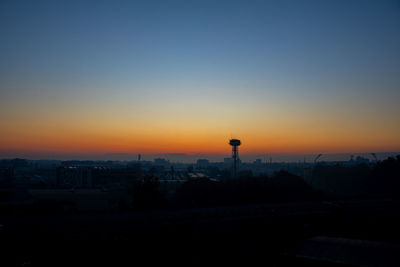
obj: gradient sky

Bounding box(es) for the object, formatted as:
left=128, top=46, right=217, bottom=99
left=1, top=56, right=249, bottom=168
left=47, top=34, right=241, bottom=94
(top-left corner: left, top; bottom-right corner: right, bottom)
left=1, top=0, right=400, bottom=159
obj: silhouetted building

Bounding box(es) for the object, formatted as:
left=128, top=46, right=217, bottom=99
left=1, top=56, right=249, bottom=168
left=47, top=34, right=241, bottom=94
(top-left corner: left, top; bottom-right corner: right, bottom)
left=154, top=158, right=170, bottom=166
left=224, top=157, right=232, bottom=166
left=56, top=167, right=93, bottom=188
left=355, top=156, right=370, bottom=164
left=196, top=159, right=209, bottom=169
left=254, top=159, right=262, bottom=165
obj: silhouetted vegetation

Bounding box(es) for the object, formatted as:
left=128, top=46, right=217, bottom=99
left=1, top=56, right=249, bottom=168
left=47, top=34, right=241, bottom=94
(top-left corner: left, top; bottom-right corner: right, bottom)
left=312, top=164, right=372, bottom=197
left=174, top=171, right=320, bottom=208
left=372, top=155, right=400, bottom=196
left=128, top=156, right=400, bottom=210
left=130, top=175, right=167, bottom=210
left=312, top=155, right=400, bottom=198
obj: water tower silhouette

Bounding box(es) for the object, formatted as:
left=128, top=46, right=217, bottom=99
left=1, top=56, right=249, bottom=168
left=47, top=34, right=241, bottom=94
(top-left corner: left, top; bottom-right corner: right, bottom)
left=229, top=139, right=241, bottom=177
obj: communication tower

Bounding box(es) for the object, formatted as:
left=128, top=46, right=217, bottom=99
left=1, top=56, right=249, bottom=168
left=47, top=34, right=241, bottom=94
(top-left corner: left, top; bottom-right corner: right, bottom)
left=229, top=139, right=241, bottom=177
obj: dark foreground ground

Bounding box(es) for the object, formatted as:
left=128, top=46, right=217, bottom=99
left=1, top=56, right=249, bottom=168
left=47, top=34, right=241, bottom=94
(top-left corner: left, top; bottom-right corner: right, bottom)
left=2, top=199, right=400, bottom=266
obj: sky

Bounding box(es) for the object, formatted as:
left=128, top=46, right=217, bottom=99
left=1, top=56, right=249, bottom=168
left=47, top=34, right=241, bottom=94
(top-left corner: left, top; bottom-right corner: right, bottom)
left=1, top=0, right=400, bottom=160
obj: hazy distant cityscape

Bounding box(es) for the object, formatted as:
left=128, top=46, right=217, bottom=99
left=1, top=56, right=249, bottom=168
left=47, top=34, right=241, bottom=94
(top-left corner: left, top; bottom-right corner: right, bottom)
left=1, top=145, right=399, bottom=212
left=1, top=151, right=397, bottom=163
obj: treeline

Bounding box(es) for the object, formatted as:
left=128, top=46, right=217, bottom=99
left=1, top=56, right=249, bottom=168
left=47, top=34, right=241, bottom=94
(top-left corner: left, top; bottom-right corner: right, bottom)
left=312, top=155, right=400, bottom=198
left=131, top=155, right=400, bottom=210
left=174, top=170, right=322, bottom=208
left=131, top=170, right=322, bottom=210
left=3, top=156, right=398, bottom=213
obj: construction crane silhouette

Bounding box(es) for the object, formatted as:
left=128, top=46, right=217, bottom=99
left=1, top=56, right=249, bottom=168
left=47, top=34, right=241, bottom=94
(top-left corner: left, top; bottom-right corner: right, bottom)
left=314, top=154, right=322, bottom=164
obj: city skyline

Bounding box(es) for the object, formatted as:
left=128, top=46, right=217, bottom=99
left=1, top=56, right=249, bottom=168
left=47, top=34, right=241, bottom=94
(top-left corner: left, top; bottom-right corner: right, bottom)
left=1, top=1, right=400, bottom=158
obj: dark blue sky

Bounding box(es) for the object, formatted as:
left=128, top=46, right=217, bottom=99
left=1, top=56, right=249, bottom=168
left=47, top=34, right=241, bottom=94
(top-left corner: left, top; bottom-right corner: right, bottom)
left=2, top=0, right=399, bottom=86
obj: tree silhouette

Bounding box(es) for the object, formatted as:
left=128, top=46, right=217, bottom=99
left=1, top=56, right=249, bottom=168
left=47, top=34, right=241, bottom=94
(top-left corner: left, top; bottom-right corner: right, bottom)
left=131, top=175, right=167, bottom=210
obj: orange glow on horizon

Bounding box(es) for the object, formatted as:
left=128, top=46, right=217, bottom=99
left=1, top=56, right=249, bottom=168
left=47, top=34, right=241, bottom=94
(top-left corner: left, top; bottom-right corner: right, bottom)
left=1, top=128, right=399, bottom=156
left=1, top=90, right=399, bottom=157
